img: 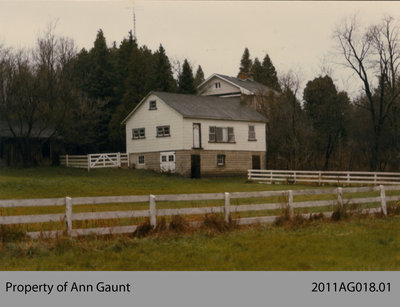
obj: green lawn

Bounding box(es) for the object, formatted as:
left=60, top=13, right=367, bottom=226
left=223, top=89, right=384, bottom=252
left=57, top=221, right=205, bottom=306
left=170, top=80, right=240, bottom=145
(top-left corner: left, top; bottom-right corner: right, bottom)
left=0, top=166, right=312, bottom=199
left=0, top=166, right=399, bottom=270
left=1, top=217, right=400, bottom=270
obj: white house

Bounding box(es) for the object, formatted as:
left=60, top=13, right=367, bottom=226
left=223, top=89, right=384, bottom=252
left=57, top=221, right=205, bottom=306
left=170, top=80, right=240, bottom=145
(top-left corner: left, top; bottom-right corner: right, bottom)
left=197, top=73, right=275, bottom=97
left=122, top=91, right=267, bottom=177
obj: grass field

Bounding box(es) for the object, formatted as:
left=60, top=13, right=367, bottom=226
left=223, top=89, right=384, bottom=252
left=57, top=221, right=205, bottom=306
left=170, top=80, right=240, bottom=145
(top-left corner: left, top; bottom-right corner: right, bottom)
left=0, top=166, right=399, bottom=270
left=1, top=216, right=400, bottom=270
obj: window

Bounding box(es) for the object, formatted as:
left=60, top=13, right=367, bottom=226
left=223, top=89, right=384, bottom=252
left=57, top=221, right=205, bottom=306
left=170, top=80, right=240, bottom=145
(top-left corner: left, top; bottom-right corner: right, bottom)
left=215, top=82, right=221, bottom=88
left=157, top=126, right=170, bottom=137
left=137, top=155, right=145, bottom=165
left=217, top=154, right=226, bottom=166
left=168, top=155, right=174, bottom=162
left=161, top=156, right=167, bottom=162
left=149, top=100, right=157, bottom=110
left=209, top=126, right=235, bottom=143
left=132, top=128, right=145, bottom=139
left=248, top=125, right=256, bottom=141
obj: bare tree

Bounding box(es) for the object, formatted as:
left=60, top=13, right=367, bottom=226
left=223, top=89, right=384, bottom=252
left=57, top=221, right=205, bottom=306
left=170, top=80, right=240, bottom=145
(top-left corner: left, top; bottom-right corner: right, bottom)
left=335, top=16, right=400, bottom=170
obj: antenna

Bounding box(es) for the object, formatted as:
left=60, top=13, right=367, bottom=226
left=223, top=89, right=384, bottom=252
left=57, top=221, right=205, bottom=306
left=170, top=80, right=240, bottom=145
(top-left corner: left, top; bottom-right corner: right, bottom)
left=133, top=7, right=136, bottom=41
left=126, top=0, right=137, bottom=42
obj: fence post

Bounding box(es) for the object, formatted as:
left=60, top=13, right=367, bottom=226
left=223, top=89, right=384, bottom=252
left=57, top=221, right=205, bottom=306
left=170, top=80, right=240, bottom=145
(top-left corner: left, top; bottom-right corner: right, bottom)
left=224, top=192, right=231, bottom=223
left=347, top=173, right=350, bottom=185
left=65, top=197, right=72, bottom=235
left=117, top=152, right=121, bottom=167
left=287, top=190, right=294, bottom=220
left=87, top=154, right=91, bottom=171
left=149, top=194, right=157, bottom=228
left=66, top=154, right=69, bottom=167
left=294, top=172, right=297, bottom=184
left=380, top=185, right=387, bottom=216
left=337, top=187, right=343, bottom=208
left=374, top=173, right=377, bottom=185
left=318, top=171, right=322, bottom=186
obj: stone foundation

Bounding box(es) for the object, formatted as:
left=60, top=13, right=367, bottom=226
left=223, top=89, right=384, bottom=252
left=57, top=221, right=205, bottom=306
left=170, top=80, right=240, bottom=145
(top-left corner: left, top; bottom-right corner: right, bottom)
left=129, top=150, right=265, bottom=177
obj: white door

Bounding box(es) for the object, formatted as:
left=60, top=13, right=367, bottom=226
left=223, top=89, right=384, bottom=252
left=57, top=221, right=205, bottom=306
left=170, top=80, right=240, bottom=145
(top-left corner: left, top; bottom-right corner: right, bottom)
left=160, top=151, right=176, bottom=173
left=193, top=123, right=201, bottom=148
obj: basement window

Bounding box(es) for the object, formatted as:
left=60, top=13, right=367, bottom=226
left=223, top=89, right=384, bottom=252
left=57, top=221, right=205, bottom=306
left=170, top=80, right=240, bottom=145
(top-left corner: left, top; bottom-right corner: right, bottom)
left=137, top=155, right=145, bottom=165
left=132, top=128, right=145, bottom=139
left=217, top=154, right=226, bottom=166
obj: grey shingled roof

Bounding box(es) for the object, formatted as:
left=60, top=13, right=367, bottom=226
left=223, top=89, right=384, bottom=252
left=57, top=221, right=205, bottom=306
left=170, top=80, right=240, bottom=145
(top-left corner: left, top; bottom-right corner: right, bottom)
left=153, top=92, right=267, bottom=122
left=216, top=74, right=272, bottom=94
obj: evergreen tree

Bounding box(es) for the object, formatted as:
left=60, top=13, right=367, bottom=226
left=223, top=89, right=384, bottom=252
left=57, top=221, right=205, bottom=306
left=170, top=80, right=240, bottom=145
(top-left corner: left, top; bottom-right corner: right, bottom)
left=237, top=48, right=252, bottom=76
left=251, top=57, right=263, bottom=82
left=261, top=54, right=281, bottom=92
left=194, top=65, right=205, bottom=87
left=178, top=59, right=196, bottom=94
left=87, top=29, right=114, bottom=100
left=151, top=44, right=176, bottom=92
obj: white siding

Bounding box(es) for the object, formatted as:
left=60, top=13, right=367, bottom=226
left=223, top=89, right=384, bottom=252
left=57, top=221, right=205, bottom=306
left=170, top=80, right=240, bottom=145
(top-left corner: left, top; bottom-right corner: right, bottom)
left=198, top=76, right=241, bottom=96
left=182, top=118, right=266, bottom=151
left=125, top=94, right=184, bottom=154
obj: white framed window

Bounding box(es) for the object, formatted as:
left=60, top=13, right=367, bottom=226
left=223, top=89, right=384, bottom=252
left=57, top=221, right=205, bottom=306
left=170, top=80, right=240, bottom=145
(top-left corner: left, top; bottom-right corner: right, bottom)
left=168, top=155, right=174, bottom=162
left=217, top=154, right=226, bottom=166
left=215, top=82, right=221, bottom=88
left=209, top=126, right=235, bottom=143
left=149, top=100, right=157, bottom=110
left=157, top=125, right=170, bottom=137
left=132, top=128, right=145, bottom=139
left=248, top=125, right=256, bottom=141
left=137, top=155, right=145, bottom=165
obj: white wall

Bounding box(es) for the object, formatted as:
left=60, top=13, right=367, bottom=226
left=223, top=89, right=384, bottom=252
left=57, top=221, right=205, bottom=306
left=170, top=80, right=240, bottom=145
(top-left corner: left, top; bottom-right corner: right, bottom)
left=198, top=76, right=241, bottom=96
left=125, top=94, right=184, bottom=154
left=182, top=118, right=266, bottom=151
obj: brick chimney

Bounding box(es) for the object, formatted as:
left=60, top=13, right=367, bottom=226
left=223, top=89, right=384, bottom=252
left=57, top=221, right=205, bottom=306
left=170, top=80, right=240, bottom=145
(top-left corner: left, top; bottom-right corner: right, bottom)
left=238, top=72, right=246, bottom=80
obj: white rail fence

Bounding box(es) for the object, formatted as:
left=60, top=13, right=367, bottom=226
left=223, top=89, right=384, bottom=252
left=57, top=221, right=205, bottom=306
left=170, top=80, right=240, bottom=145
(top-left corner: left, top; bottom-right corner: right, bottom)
left=1, top=185, right=399, bottom=239
left=60, top=153, right=129, bottom=170
left=248, top=170, right=400, bottom=185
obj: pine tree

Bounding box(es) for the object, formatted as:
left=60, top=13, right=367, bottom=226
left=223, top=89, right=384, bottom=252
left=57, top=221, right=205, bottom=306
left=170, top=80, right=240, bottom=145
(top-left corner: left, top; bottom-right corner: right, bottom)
left=251, top=57, right=263, bottom=82
left=178, top=59, right=196, bottom=94
left=151, top=44, right=176, bottom=92
left=87, top=29, right=114, bottom=100
left=237, top=48, right=252, bottom=77
left=194, top=65, right=205, bottom=87
left=261, top=54, right=281, bottom=92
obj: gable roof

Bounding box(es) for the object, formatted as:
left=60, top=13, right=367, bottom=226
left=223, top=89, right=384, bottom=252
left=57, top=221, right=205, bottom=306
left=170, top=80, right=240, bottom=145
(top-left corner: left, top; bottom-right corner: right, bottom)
left=122, top=91, right=267, bottom=124
left=198, top=73, right=273, bottom=95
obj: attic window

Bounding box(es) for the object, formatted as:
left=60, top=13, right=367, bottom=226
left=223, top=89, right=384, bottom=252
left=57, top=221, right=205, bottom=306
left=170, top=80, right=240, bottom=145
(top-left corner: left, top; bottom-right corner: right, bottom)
left=149, top=100, right=157, bottom=110
left=215, top=82, right=221, bottom=89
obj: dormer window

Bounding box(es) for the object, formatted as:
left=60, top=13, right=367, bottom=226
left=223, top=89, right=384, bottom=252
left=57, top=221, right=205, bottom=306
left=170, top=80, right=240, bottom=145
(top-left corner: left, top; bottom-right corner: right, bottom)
left=215, top=82, right=221, bottom=89
left=149, top=100, right=157, bottom=110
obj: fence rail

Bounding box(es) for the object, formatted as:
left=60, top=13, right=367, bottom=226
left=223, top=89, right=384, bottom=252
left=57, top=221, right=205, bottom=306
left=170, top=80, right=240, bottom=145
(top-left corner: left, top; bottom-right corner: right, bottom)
left=248, top=169, right=400, bottom=185
left=60, top=153, right=129, bottom=170
left=1, top=185, right=400, bottom=239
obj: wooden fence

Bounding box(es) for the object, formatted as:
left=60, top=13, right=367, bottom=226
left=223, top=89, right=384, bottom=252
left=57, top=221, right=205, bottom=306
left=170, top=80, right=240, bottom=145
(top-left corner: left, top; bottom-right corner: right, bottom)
left=1, top=185, right=399, bottom=239
left=60, top=153, right=129, bottom=170
left=248, top=169, right=400, bottom=185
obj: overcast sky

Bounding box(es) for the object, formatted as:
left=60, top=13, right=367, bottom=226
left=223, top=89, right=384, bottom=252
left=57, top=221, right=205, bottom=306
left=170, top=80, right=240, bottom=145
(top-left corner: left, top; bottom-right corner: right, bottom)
left=1, top=1, right=400, bottom=98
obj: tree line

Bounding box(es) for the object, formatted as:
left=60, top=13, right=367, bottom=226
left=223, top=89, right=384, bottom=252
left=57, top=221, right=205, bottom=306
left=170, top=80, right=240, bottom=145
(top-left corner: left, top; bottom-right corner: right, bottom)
left=1, top=16, right=399, bottom=171
left=246, top=16, right=400, bottom=172
left=0, top=26, right=204, bottom=166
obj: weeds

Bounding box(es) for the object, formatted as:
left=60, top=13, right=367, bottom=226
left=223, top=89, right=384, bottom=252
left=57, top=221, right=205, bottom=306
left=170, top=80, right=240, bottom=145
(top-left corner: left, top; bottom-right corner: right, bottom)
left=0, top=225, right=28, bottom=242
